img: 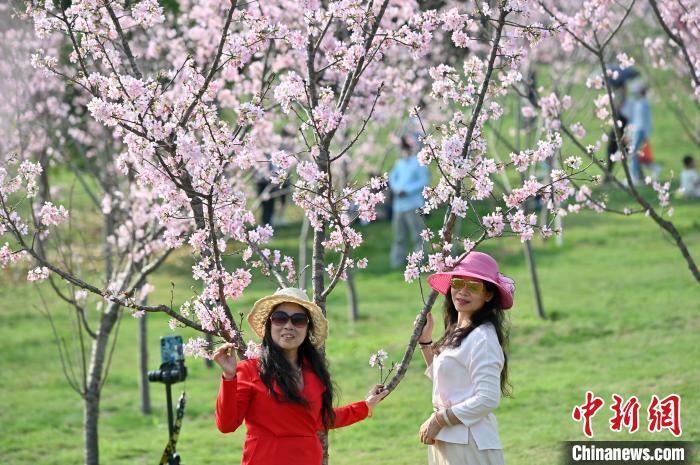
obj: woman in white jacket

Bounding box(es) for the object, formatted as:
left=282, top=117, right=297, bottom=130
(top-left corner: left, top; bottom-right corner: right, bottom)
left=417, top=251, right=515, bottom=465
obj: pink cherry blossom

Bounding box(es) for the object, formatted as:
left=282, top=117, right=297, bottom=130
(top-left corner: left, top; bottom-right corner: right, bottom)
left=183, top=337, right=210, bottom=359
left=38, top=202, right=69, bottom=227
left=482, top=210, right=505, bottom=237
left=274, top=72, right=305, bottom=114
left=27, top=266, right=50, bottom=282
left=245, top=340, right=262, bottom=359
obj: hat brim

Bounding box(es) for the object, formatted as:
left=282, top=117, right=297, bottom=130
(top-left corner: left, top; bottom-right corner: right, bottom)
left=247, top=295, right=328, bottom=347
left=427, top=271, right=514, bottom=309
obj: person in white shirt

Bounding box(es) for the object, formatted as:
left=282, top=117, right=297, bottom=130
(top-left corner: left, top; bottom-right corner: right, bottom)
left=679, top=155, right=700, bottom=199
left=416, top=251, right=515, bottom=465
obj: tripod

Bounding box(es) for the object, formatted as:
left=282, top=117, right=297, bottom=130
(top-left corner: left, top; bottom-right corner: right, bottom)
left=148, top=336, right=188, bottom=465
left=159, top=385, right=186, bottom=465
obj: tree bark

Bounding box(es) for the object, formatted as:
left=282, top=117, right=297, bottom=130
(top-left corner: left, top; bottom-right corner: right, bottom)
left=385, top=290, right=440, bottom=392
left=552, top=146, right=564, bottom=247
left=298, top=216, right=310, bottom=289
left=312, top=152, right=328, bottom=464
left=84, top=390, right=100, bottom=465
left=39, top=149, right=51, bottom=202
left=313, top=234, right=330, bottom=465
left=84, top=303, right=120, bottom=465
left=138, top=296, right=151, bottom=415
left=346, top=269, right=359, bottom=322
left=205, top=333, right=214, bottom=368
left=523, top=240, right=546, bottom=319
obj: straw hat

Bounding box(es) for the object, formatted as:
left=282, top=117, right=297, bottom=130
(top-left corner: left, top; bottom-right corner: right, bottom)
left=247, top=288, right=328, bottom=347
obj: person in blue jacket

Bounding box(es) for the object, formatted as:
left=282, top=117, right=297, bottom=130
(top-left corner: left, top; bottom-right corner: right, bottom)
left=623, top=80, right=652, bottom=185
left=389, top=135, right=430, bottom=269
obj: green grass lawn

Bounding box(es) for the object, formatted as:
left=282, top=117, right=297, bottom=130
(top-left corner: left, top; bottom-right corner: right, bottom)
left=1, top=187, right=698, bottom=464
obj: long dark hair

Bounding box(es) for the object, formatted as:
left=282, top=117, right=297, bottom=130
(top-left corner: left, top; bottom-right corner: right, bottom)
left=258, top=307, right=336, bottom=430
left=432, top=282, right=512, bottom=397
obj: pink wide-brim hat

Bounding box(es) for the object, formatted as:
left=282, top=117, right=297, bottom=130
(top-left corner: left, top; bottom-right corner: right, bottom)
left=427, top=252, right=515, bottom=310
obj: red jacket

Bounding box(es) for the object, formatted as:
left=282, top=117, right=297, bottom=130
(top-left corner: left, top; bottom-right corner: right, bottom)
left=215, top=358, right=369, bottom=465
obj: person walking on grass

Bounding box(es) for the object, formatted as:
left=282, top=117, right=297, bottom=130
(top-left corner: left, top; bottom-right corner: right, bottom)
left=606, top=81, right=629, bottom=179
left=416, top=252, right=515, bottom=465
left=624, top=80, right=652, bottom=185
left=213, top=287, right=388, bottom=465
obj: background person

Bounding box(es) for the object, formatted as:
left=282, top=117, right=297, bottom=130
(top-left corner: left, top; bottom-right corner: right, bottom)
left=624, top=80, right=652, bottom=185
left=607, top=82, right=629, bottom=178
left=389, top=135, right=430, bottom=269
left=213, top=287, right=388, bottom=465
left=679, top=155, right=700, bottom=198
left=638, top=141, right=662, bottom=182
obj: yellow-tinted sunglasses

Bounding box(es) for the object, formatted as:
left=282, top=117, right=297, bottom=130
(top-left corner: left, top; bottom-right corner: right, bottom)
left=450, top=278, right=485, bottom=293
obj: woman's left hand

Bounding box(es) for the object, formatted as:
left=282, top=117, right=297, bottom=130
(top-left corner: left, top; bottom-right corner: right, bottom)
left=419, top=414, right=442, bottom=445
left=365, top=384, right=389, bottom=414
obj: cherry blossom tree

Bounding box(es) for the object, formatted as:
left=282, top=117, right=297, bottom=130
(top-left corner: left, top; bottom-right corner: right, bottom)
left=1, top=5, right=179, bottom=463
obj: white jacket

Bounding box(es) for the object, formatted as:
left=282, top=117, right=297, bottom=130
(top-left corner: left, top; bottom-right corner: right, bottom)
left=426, top=322, right=504, bottom=449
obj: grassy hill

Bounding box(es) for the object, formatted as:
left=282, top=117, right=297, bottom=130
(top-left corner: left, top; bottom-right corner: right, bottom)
left=1, top=184, right=698, bottom=464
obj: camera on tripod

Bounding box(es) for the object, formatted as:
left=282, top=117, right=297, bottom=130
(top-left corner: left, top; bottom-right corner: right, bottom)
left=148, top=335, right=187, bottom=384
left=148, top=335, right=188, bottom=465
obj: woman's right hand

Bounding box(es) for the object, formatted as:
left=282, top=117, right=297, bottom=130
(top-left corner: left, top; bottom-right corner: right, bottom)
left=415, top=311, right=433, bottom=344
left=213, top=343, right=237, bottom=379
left=365, top=384, right=390, bottom=415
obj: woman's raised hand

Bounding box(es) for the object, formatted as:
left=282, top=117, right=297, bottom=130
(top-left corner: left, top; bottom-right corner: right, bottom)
left=213, top=343, right=238, bottom=379
left=365, top=384, right=390, bottom=414
left=415, top=311, right=433, bottom=344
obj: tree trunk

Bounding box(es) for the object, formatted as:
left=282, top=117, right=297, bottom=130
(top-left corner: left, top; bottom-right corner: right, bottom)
left=39, top=149, right=51, bottom=202
left=523, top=240, right=546, bottom=319
left=84, top=303, right=120, bottom=465
left=204, top=333, right=214, bottom=368
left=346, top=269, right=359, bottom=322
left=452, top=216, right=463, bottom=249
left=552, top=146, right=564, bottom=247
left=298, top=216, right=310, bottom=289
left=84, top=391, right=100, bottom=465
left=555, top=213, right=563, bottom=247
left=312, top=198, right=328, bottom=464
left=138, top=297, right=151, bottom=415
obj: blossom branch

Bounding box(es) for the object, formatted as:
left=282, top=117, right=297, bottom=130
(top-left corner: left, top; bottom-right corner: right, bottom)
left=178, top=0, right=239, bottom=128
left=648, top=0, right=700, bottom=87
left=245, top=239, right=288, bottom=288
left=460, top=7, right=508, bottom=159
left=384, top=228, right=487, bottom=396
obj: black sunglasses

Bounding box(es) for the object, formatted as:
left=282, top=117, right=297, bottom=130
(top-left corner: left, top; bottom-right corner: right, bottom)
left=269, top=311, right=309, bottom=328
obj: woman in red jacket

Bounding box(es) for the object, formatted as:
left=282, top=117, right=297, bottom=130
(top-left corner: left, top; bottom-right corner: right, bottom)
left=213, top=287, right=388, bottom=465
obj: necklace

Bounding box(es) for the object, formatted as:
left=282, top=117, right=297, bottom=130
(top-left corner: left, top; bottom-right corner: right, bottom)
left=294, top=364, right=304, bottom=390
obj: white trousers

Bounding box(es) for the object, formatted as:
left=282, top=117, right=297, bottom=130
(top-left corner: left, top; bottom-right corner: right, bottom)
left=428, top=430, right=505, bottom=465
